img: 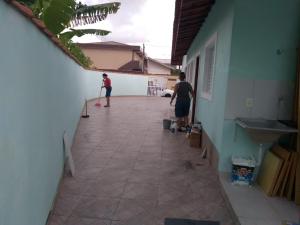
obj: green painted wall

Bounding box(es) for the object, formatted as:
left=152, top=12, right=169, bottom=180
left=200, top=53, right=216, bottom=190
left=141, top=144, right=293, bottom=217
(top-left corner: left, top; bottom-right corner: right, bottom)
left=220, top=0, right=300, bottom=171
left=0, top=3, right=148, bottom=225
left=230, top=0, right=300, bottom=80
left=187, top=0, right=234, bottom=151
left=220, top=120, right=258, bottom=171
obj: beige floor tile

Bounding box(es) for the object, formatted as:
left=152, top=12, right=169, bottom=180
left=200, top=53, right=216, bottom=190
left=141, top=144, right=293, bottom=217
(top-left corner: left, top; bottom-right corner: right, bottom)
left=51, top=97, right=234, bottom=225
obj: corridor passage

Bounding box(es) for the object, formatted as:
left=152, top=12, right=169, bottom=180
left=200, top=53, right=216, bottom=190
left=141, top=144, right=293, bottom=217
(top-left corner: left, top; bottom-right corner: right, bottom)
left=48, top=97, right=234, bottom=225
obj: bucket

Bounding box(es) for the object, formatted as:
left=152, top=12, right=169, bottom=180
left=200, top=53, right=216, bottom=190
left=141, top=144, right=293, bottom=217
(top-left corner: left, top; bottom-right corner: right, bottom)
left=163, top=119, right=171, bottom=129
left=231, top=156, right=256, bottom=186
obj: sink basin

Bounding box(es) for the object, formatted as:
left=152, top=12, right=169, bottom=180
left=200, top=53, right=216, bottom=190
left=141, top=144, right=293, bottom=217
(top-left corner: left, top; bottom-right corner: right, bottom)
left=235, top=118, right=298, bottom=143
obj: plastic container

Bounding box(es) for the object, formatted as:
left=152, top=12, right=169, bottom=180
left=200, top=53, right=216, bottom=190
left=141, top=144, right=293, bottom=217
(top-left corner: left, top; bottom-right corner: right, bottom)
left=192, top=122, right=202, bottom=130
left=170, top=121, right=177, bottom=133
left=163, top=119, right=171, bottom=129
left=231, top=156, right=256, bottom=186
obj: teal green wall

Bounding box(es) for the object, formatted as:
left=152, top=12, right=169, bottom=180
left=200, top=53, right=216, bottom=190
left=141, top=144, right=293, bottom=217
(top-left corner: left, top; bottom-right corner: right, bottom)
left=0, top=3, right=147, bottom=225
left=187, top=0, right=234, bottom=151
left=220, top=0, right=300, bottom=171
left=229, top=0, right=300, bottom=80
left=220, top=120, right=258, bottom=171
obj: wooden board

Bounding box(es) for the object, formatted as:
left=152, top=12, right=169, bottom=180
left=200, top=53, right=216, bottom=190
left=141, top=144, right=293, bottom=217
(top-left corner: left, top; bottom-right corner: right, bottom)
left=271, top=146, right=291, bottom=196
left=295, top=152, right=300, bottom=204
left=286, top=153, right=298, bottom=200
left=63, top=131, right=75, bottom=177
left=280, top=153, right=294, bottom=197
left=295, top=47, right=300, bottom=204
left=258, top=151, right=283, bottom=196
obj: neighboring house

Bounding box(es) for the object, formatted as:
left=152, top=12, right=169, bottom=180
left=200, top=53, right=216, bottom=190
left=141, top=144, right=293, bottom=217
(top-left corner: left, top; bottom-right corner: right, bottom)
left=147, top=57, right=174, bottom=75
left=172, top=0, right=300, bottom=172
left=155, top=58, right=173, bottom=68
left=78, top=41, right=173, bottom=75
left=78, top=41, right=144, bottom=72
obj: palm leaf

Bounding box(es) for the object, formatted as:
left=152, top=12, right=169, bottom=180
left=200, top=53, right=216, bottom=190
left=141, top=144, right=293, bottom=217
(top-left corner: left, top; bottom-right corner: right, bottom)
left=32, top=0, right=51, bottom=18
left=16, top=0, right=36, bottom=7
left=60, top=28, right=110, bottom=40
left=71, top=2, right=121, bottom=26
left=43, top=0, right=76, bottom=35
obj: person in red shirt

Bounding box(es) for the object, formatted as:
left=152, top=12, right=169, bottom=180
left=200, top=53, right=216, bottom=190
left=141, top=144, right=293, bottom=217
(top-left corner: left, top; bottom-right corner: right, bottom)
left=101, top=73, right=112, bottom=107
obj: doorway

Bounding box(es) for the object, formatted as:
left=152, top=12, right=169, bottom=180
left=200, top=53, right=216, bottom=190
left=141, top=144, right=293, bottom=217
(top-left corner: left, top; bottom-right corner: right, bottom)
left=191, top=56, right=200, bottom=123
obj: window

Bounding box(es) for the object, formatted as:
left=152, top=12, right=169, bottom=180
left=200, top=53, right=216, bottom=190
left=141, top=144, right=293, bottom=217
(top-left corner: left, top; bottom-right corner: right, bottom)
left=201, top=34, right=217, bottom=100
left=185, top=59, right=195, bottom=84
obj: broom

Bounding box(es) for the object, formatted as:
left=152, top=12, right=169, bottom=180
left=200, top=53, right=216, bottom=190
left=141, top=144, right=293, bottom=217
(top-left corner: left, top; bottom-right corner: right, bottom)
left=95, top=85, right=103, bottom=107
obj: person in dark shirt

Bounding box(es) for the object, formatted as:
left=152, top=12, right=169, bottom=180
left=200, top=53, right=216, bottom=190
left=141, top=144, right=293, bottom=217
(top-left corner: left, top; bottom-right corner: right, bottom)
left=102, top=73, right=112, bottom=107
left=170, top=72, right=195, bottom=131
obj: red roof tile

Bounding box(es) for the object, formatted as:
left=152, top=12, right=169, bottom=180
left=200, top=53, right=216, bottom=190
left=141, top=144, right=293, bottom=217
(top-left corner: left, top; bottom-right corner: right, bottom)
left=10, top=0, right=33, bottom=18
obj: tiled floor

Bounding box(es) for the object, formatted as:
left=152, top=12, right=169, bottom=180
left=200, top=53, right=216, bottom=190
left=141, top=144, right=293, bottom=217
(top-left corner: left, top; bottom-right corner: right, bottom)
left=47, top=97, right=235, bottom=225
left=220, top=173, right=300, bottom=225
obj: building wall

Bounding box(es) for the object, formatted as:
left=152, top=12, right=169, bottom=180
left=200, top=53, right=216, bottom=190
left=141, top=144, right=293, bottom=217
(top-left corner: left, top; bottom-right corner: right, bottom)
left=81, top=48, right=141, bottom=70
left=0, top=3, right=148, bottom=225
left=186, top=0, right=235, bottom=153
left=220, top=0, right=300, bottom=171
left=167, top=77, right=178, bottom=90
left=147, top=60, right=171, bottom=75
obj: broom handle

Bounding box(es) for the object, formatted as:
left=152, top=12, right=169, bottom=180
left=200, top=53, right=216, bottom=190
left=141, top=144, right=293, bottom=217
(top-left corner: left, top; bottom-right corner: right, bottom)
left=99, top=81, right=104, bottom=98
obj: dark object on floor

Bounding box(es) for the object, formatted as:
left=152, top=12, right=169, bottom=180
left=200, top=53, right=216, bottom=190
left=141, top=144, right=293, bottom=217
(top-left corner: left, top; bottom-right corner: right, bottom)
left=163, top=119, right=172, bottom=129
left=183, top=160, right=194, bottom=170
left=82, top=99, right=90, bottom=118
left=165, top=218, right=220, bottom=225
left=177, top=127, right=187, bottom=132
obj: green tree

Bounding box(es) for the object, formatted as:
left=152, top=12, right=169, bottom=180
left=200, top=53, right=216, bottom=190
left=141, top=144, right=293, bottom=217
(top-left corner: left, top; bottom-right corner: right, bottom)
left=16, top=0, right=36, bottom=6
left=17, top=0, right=120, bottom=67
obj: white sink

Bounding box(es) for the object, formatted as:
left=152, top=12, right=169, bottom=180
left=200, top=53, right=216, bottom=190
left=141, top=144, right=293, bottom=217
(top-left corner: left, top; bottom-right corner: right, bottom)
left=235, top=118, right=298, bottom=143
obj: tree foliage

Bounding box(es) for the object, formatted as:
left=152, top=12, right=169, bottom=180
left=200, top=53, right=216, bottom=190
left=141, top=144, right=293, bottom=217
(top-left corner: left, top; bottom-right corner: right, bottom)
left=60, top=28, right=110, bottom=41
left=16, top=0, right=36, bottom=6
left=31, top=0, right=120, bottom=35
left=16, top=0, right=120, bottom=67
left=72, top=2, right=120, bottom=26
left=60, top=38, right=92, bottom=67
left=42, top=0, right=76, bottom=35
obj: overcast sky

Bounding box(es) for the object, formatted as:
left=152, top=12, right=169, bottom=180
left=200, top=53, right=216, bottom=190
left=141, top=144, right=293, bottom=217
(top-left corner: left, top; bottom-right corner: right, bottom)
left=73, top=0, right=175, bottom=59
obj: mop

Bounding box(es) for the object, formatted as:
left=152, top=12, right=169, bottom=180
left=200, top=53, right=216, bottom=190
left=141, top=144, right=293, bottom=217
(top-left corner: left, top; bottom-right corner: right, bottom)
left=95, top=86, right=103, bottom=107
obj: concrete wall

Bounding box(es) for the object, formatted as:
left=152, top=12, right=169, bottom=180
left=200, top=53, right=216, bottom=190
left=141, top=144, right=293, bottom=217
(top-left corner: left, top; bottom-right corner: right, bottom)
left=186, top=0, right=235, bottom=152
left=220, top=0, right=300, bottom=171
left=81, top=48, right=142, bottom=70
left=0, top=3, right=148, bottom=225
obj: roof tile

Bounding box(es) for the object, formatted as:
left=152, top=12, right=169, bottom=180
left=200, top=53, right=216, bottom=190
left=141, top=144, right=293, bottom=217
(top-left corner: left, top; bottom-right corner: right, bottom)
left=10, top=0, right=33, bottom=18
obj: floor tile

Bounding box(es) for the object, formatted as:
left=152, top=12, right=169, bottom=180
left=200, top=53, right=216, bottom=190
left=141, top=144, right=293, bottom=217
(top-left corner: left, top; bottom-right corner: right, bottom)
left=52, top=195, right=81, bottom=217
left=85, top=180, right=127, bottom=198
left=46, top=215, right=66, bottom=225
left=64, top=216, right=111, bottom=225
left=71, top=197, right=120, bottom=219
left=75, top=167, right=103, bottom=180
left=98, top=167, right=132, bottom=183
left=122, top=182, right=159, bottom=201
left=51, top=97, right=236, bottom=225
left=128, top=170, right=161, bottom=184
left=113, top=198, right=156, bottom=221
left=104, top=158, right=135, bottom=170
left=58, top=177, right=91, bottom=197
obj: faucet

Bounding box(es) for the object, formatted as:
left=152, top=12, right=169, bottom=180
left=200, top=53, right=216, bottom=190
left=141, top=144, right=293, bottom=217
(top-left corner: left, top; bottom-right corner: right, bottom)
left=277, top=96, right=284, bottom=120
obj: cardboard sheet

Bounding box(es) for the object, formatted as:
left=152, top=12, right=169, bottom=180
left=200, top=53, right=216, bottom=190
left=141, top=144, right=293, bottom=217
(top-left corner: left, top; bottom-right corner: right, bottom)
left=258, top=151, right=283, bottom=196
